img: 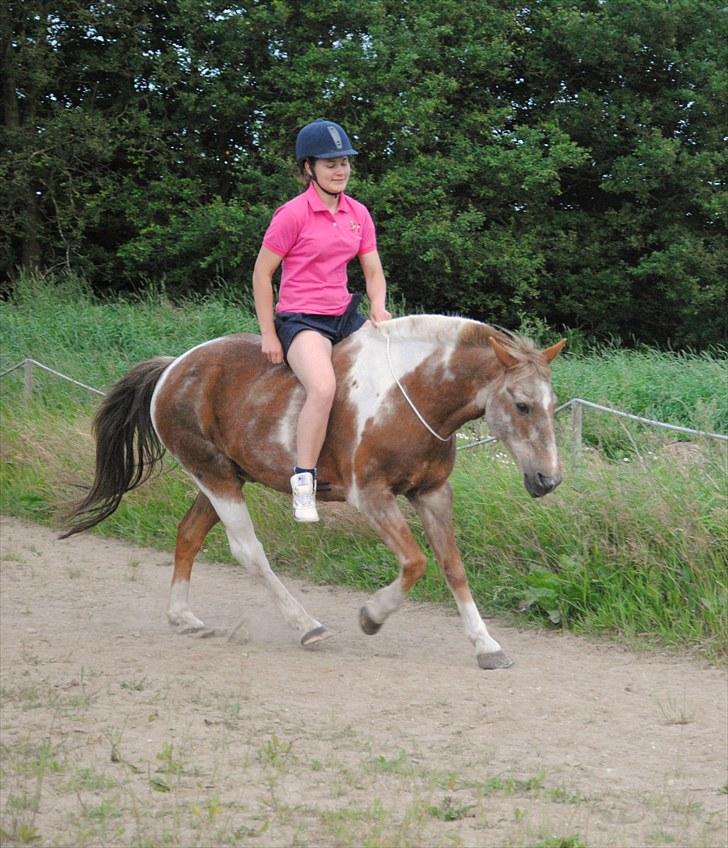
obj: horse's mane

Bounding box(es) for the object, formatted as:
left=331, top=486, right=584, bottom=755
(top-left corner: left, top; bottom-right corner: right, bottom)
left=375, top=314, right=537, bottom=363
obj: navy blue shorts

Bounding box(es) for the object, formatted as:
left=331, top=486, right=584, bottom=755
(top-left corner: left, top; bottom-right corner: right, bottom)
left=275, top=294, right=366, bottom=362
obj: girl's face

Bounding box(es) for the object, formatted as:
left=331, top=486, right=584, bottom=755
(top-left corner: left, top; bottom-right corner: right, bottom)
left=309, top=157, right=351, bottom=194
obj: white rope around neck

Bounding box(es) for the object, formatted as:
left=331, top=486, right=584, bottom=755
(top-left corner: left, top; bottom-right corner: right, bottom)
left=385, top=333, right=450, bottom=442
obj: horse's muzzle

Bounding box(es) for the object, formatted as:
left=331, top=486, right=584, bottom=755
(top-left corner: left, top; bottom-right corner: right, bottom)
left=524, top=472, right=562, bottom=498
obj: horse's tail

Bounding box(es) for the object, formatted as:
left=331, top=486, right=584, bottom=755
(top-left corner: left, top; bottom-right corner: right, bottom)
left=60, top=356, right=175, bottom=538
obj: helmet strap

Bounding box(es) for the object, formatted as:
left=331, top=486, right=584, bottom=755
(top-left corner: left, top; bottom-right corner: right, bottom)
left=306, top=157, right=342, bottom=198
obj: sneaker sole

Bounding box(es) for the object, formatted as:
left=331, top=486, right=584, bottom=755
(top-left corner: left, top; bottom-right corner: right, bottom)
left=294, top=513, right=319, bottom=523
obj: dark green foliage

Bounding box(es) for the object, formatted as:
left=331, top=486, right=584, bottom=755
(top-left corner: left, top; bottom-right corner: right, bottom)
left=2, top=1, right=726, bottom=347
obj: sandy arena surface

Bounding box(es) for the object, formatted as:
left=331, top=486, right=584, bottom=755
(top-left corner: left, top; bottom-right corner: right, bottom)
left=1, top=516, right=726, bottom=847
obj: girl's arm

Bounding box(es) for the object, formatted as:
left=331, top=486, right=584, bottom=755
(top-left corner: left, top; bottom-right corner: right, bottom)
left=252, top=246, right=285, bottom=364
left=359, top=250, right=392, bottom=323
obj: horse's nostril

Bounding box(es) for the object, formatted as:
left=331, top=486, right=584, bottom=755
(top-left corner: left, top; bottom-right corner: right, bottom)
left=537, top=473, right=561, bottom=492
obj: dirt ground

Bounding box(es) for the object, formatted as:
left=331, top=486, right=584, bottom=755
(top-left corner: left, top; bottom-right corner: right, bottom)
left=1, top=515, right=726, bottom=848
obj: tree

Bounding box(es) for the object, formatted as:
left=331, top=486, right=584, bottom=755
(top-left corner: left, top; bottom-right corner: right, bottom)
left=2, top=0, right=725, bottom=347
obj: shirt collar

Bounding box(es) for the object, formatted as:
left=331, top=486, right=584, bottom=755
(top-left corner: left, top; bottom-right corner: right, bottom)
left=305, top=181, right=351, bottom=214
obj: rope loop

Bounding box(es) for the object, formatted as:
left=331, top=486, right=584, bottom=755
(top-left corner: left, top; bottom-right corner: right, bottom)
left=385, top=334, right=450, bottom=442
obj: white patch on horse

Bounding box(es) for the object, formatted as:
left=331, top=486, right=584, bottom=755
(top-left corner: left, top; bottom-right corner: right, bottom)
left=346, top=320, right=461, bottom=443
left=150, top=337, right=222, bottom=437
left=195, top=481, right=324, bottom=638
left=536, top=380, right=559, bottom=468
left=456, top=598, right=503, bottom=655
left=540, top=383, right=553, bottom=411
left=273, top=392, right=300, bottom=453
left=365, top=576, right=407, bottom=624
left=167, top=580, right=205, bottom=630
left=473, top=384, right=491, bottom=413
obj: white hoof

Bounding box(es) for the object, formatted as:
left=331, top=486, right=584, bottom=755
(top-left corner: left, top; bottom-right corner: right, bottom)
left=168, top=608, right=206, bottom=632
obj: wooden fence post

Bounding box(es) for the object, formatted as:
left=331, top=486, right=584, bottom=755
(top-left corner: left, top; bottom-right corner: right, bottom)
left=571, top=401, right=582, bottom=460
left=23, top=359, right=33, bottom=405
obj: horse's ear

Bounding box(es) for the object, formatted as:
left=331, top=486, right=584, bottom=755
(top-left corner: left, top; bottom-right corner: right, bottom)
left=489, top=337, right=519, bottom=369
left=543, top=338, right=566, bottom=363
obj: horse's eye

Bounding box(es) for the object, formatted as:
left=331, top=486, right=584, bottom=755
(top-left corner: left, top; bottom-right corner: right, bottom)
left=516, top=402, right=530, bottom=415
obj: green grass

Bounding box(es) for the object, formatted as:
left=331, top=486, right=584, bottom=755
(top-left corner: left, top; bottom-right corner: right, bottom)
left=1, top=272, right=727, bottom=659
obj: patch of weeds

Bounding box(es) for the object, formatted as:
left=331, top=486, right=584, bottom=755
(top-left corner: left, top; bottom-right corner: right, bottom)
left=480, top=772, right=545, bottom=796
left=257, top=735, right=293, bottom=768
left=13, top=739, right=64, bottom=779
left=223, top=701, right=241, bottom=727
left=149, top=775, right=171, bottom=793
left=657, top=694, right=696, bottom=726
left=0, top=822, right=40, bottom=844
left=191, top=796, right=224, bottom=821
left=544, top=785, right=587, bottom=804
left=82, top=799, right=123, bottom=822
left=155, top=741, right=185, bottom=778
left=428, top=796, right=476, bottom=821
left=0, top=549, right=27, bottom=564
left=666, top=797, right=703, bottom=817
left=432, top=770, right=462, bottom=791
left=330, top=764, right=365, bottom=796
left=232, top=819, right=270, bottom=840
left=647, top=831, right=677, bottom=845
left=1, top=685, right=45, bottom=710
left=103, top=727, right=130, bottom=768
left=147, top=740, right=192, bottom=792
left=67, top=766, right=117, bottom=792
left=475, top=771, right=585, bottom=807
left=527, top=836, right=589, bottom=848
left=120, top=677, right=147, bottom=692
left=61, top=667, right=99, bottom=714
left=320, top=800, right=387, bottom=845
left=1, top=739, right=63, bottom=846
left=370, top=749, right=415, bottom=776
left=321, top=797, right=431, bottom=848
left=6, top=792, right=40, bottom=813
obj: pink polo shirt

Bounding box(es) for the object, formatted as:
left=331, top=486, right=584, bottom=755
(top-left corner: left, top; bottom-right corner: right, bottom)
left=263, top=182, right=377, bottom=315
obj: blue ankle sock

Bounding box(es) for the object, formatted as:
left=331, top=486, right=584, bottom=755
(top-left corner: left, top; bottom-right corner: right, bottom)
left=294, top=466, right=316, bottom=478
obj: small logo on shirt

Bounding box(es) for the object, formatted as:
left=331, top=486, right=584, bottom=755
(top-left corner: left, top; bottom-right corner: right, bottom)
left=349, top=219, right=360, bottom=232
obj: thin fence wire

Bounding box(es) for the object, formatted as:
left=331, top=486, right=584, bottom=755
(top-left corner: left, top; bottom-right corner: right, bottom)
left=2, top=357, right=727, bottom=447
left=0, top=358, right=105, bottom=397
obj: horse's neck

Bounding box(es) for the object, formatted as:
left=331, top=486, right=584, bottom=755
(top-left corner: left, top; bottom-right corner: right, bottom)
left=348, top=322, right=490, bottom=439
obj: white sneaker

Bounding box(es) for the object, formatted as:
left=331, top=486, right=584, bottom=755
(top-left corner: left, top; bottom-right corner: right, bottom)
left=290, top=472, right=319, bottom=522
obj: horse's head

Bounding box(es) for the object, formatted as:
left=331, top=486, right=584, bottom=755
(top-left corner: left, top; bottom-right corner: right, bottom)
left=484, top=335, right=566, bottom=498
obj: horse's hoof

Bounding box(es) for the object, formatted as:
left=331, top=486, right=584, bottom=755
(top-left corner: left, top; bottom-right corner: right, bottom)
left=477, top=650, right=513, bottom=670
left=301, top=625, right=333, bottom=647
left=168, top=611, right=206, bottom=632
left=170, top=617, right=206, bottom=635
left=359, top=607, right=382, bottom=635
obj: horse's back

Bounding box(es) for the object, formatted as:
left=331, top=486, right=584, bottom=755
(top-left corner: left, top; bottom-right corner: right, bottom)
left=151, top=333, right=311, bottom=492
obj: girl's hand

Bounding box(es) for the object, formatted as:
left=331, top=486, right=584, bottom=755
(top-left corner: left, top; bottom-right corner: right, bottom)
left=261, top=332, right=284, bottom=364
left=369, top=306, right=392, bottom=325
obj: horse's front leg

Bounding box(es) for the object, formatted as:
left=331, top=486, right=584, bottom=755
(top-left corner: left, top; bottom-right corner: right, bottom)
left=353, top=490, right=428, bottom=635
left=409, top=483, right=512, bottom=669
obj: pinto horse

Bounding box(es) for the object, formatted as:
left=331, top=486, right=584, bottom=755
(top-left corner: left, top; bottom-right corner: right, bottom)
left=62, top=316, right=565, bottom=669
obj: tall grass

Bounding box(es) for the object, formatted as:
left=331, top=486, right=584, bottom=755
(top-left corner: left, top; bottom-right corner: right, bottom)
left=2, top=273, right=726, bottom=659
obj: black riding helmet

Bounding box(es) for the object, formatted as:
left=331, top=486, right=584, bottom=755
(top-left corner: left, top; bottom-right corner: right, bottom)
left=296, top=119, right=358, bottom=197
left=295, top=118, right=358, bottom=160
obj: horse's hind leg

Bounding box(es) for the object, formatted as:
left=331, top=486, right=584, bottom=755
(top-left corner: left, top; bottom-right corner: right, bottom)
left=168, top=491, right=219, bottom=631
left=197, top=481, right=332, bottom=647
left=410, top=483, right=512, bottom=670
